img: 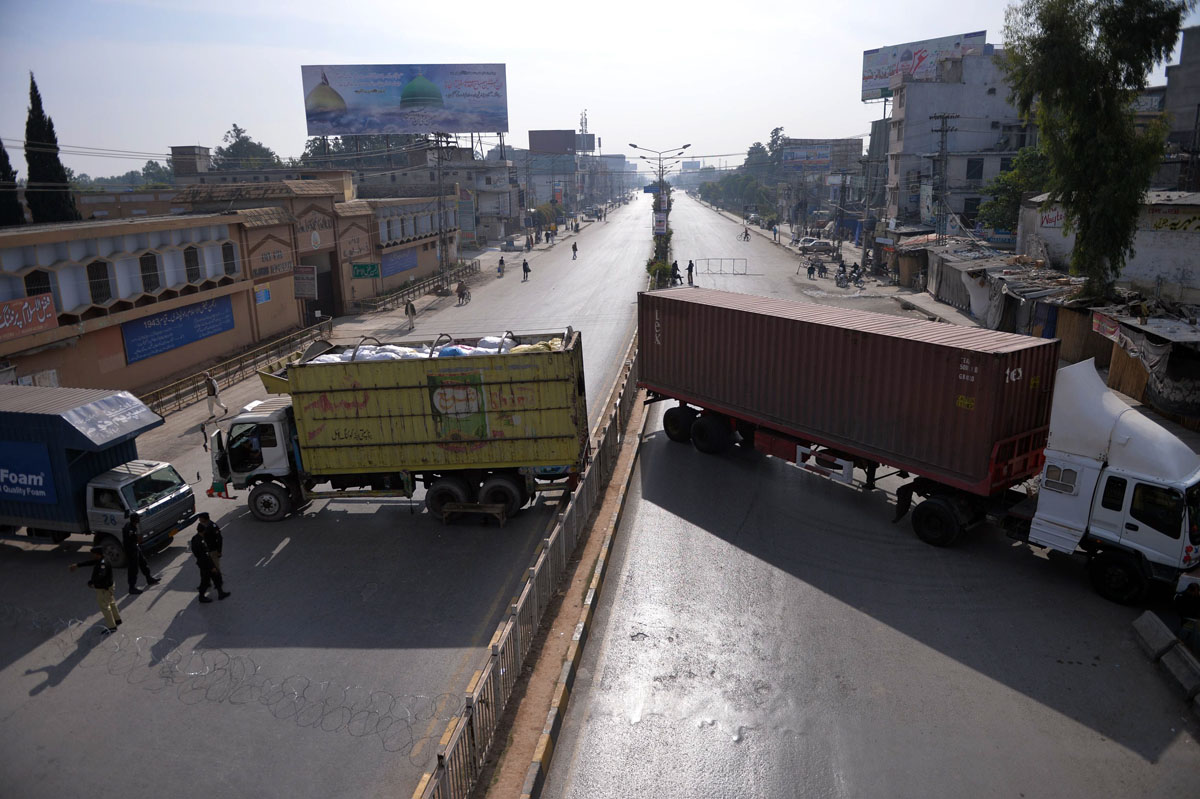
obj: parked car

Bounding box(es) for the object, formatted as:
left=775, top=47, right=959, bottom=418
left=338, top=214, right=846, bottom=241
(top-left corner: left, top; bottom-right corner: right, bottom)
left=800, top=239, right=835, bottom=254
left=796, top=236, right=818, bottom=249
left=746, top=213, right=761, bottom=225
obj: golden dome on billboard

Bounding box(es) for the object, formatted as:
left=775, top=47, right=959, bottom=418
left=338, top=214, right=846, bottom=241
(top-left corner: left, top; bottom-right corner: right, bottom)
left=306, top=71, right=347, bottom=113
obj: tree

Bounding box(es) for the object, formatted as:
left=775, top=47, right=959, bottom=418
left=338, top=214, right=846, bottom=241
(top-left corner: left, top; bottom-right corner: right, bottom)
left=744, top=142, right=770, bottom=182
left=23, top=73, right=81, bottom=223
left=141, top=160, right=174, bottom=186
left=212, top=123, right=281, bottom=170
left=767, top=126, right=788, bottom=175
left=0, top=140, right=25, bottom=226
left=1002, top=0, right=1193, bottom=295
left=976, top=146, right=1051, bottom=231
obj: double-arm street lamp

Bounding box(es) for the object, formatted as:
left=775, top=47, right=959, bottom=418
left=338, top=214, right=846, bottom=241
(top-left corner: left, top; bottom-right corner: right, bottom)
left=630, top=143, right=690, bottom=234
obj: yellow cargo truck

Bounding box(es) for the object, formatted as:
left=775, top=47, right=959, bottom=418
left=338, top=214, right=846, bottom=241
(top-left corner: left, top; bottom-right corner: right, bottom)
left=210, top=331, right=589, bottom=522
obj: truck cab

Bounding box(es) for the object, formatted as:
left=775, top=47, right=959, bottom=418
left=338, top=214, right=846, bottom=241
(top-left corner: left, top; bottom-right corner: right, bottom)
left=85, top=460, right=195, bottom=565
left=1028, top=361, right=1200, bottom=602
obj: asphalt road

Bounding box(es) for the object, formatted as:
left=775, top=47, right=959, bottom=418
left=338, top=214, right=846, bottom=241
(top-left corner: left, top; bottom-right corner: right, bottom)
left=540, top=196, right=1200, bottom=798
left=0, top=196, right=651, bottom=798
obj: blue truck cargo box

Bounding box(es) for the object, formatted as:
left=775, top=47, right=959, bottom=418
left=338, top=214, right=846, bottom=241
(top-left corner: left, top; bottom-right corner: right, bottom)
left=0, top=386, right=163, bottom=532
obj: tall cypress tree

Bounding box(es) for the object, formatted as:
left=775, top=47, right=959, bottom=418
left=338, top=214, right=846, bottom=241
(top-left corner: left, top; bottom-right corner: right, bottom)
left=0, top=140, right=25, bottom=227
left=24, top=73, right=80, bottom=224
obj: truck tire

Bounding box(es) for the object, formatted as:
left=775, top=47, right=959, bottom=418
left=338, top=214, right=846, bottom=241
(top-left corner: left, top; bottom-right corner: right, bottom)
left=249, top=482, right=292, bottom=522
left=911, top=496, right=963, bottom=547
left=691, top=414, right=733, bottom=455
left=95, top=533, right=126, bottom=568
left=663, top=406, right=697, bottom=443
left=1089, top=552, right=1148, bottom=605
left=426, top=476, right=470, bottom=519
left=479, top=474, right=524, bottom=517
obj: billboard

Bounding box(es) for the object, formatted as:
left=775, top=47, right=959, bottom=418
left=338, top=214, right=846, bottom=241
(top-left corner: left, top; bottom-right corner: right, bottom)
left=681, top=161, right=702, bottom=171
left=529, top=130, right=576, bottom=155
left=782, top=145, right=832, bottom=170
left=301, top=63, right=508, bottom=135
left=0, top=295, right=58, bottom=343
left=575, top=133, right=596, bottom=152
left=121, top=296, right=235, bottom=364
left=861, top=31, right=986, bottom=100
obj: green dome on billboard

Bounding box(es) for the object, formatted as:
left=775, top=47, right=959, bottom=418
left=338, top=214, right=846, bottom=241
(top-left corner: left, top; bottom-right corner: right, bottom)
left=400, top=75, right=444, bottom=109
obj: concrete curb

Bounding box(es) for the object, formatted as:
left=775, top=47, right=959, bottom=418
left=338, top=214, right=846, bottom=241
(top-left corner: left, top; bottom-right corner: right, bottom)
left=1131, top=611, right=1200, bottom=714
left=519, top=403, right=649, bottom=799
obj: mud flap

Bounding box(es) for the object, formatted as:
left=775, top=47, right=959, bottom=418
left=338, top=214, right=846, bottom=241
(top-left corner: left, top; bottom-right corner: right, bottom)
left=893, top=480, right=916, bottom=522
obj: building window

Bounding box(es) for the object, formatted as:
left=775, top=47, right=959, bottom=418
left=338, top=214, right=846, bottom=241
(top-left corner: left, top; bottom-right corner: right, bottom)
left=390, top=173, right=396, bottom=183
left=87, top=260, right=112, bottom=304
left=430, top=171, right=435, bottom=181
left=222, top=242, right=238, bottom=276
left=962, top=197, right=981, bottom=221
left=139, top=252, right=161, bottom=292
left=485, top=176, right=492, bottom=185
left=966, top=158, right=984, bottom=181
left=1000, top=157, right=1013, bottom=173
left=184, top=245, right=202, bottom=282
left=24, top=270, right=53, bottom=298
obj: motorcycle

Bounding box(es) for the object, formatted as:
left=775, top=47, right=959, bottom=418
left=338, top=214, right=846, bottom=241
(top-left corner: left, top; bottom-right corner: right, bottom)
left=834, top=267, right=849, bottom=289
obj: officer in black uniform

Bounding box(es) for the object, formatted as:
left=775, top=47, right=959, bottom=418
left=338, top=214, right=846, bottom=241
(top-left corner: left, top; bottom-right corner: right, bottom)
left=122, top=513, right=160, bottom=595
left=190, top=528, right=230, bottom=603
left=70, top=546, right=123, bottom=632
left=196, top=512, right=224, bottom=573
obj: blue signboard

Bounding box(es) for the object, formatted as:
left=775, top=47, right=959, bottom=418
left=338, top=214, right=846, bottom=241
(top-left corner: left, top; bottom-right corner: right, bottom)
left=121, top=295, right=236, bottom=364
left=381, top=247, right=419, bottom=278
left=0, top=441, right=57, bottom=505
left=255, top=288, right=272, bottom=304
left=643, top=185, right=660, bottom=193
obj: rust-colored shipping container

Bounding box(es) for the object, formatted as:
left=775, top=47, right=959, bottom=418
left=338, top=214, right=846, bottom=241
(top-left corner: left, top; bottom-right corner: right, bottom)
left=638, top=288, right=1061, bottom=495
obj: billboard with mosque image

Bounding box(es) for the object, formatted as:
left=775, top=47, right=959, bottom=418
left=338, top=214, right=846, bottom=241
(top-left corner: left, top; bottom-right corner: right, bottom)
left=301, top=63, right=508, bottom=135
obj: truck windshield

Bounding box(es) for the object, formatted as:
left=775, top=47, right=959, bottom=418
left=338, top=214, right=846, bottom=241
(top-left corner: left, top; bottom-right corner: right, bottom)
left=1188, top=482, right=1200, bottom=547
left=120, top=465, right=186, bottom=511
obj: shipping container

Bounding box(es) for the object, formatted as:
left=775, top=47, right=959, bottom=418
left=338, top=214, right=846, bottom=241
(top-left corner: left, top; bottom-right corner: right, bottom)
left=638, top=288, right=1060, bottom=495
left=258, top=331, right=589, bottom=476
left=0, top=386, right=161, bottom=532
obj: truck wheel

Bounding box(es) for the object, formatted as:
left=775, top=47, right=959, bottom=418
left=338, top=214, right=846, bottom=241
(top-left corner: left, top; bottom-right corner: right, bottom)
left=479, top=474, right=524, bottom=517
left=1089, top=552, right=1148, bottom=605
left=426, top=476, right=470, bottom=519
left=249, top=482, right=292, bottom=522
left=95, top=534, right=126, bottom=568
left=911, top=497, right=963, bottom=547
left=663, top=407, right=697, bottom=443
left=691, top=414, right=733, bottom=455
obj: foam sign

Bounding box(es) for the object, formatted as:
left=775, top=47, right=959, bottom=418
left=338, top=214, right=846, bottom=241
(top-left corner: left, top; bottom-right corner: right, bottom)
left=0, top=441, right=57, bottom=504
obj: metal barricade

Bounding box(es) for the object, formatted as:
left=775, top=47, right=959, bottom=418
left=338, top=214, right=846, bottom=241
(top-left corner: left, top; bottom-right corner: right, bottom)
left=353, top=260, right=481, bottom=315
left=695, top=257, right=747, bottom=275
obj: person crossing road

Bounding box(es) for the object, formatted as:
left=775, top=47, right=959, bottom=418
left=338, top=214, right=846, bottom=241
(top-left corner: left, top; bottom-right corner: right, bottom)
left=572, top=242, right=578, bottom=260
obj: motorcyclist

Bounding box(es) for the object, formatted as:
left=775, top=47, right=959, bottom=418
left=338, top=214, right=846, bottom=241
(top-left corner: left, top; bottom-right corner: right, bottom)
left=456, top=281, right=468, bottom=304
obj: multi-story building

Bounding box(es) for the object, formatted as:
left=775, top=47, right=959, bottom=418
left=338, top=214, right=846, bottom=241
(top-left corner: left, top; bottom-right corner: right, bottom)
left=885, top=42, right=1034, bottom=228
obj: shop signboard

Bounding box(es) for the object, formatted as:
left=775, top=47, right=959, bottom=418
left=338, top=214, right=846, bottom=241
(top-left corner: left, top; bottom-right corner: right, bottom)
left=121, top=296, right=235, bottom=364
left=861, top=31, right=987, bottom=101
left=301, top=63, right=508, bottom=135
left=0, top=294, right=58, bottom=343
left=352, top=263, right=381, bottom=278
left=293, top=265, right=318, bottom=300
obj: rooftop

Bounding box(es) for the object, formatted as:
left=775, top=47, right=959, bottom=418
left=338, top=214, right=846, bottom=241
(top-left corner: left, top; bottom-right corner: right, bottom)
left=170, top=180, right=343, bottom=203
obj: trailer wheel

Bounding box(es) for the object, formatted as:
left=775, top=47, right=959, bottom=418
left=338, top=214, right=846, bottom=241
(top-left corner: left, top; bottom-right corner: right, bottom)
left=94, top=533, right=126, bottom=568
left=911, top=497, right=963, bottom=547
left=663, top=407, right=697, bottom=443
left=426, top=476, right=470, bottom=519
left=691, top=414, right=734, bottom=455
left=249, top=482, right=292, bottom=522
left=479, top=474, right=524, bottom=517
left=1089, top=552, right=1148, bottom=605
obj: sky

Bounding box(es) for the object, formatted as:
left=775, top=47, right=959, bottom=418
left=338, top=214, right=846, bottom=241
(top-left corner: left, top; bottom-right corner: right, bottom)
left=1, top=0, right=1197, bottom=181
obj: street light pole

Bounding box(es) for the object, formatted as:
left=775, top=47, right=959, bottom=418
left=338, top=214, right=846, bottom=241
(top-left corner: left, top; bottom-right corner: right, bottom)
left=629, top=142, right=690, bottom=250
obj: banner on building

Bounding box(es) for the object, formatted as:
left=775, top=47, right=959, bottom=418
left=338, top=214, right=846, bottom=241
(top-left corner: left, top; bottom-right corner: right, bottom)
left=654, top=213, right=666, bottom=235
left=255, top=288, right=272, bottom=304
left=861, top=31, right=986, bottom=101
left=293, top=265, right=318, bottom=299
left=0, top=294, right=58, bottom=343
left=121, top=296, right=235, bottom=364
left=301, top=63, right=508, bottom=135
left=382, top=247, right=418, bottom=278
left=352, top=263, right=381, bottom=278
left=458, top=199, right=477, bottom=246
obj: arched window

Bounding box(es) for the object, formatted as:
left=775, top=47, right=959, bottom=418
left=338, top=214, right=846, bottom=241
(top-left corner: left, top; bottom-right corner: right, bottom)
left=139, top=252, right=160, bottom=292
left=87, top=261, right=112, bottom=304
left=184, top=246, right=202, bottom=282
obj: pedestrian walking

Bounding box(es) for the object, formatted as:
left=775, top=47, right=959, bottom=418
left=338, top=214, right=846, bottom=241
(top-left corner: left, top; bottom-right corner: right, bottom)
left=70, top=546, right=122, bottom=633
left=498, top=256, right=505, bottom=277
left=522, top=259, right=530, bottom=281
left=122, top=513, right=159, bottom=594
left=686, top=260, right=695, bottom=285
left=572, top=242, right=578, bottom=260
left=203, top=371, right=227, bottom=419
left=405, top=299, right=416, bottom=331
left=196, top=512, right=224, bottom=573
left=190, top=528, right=229, bottom=603
left=670, top=261, right=681, bottom=286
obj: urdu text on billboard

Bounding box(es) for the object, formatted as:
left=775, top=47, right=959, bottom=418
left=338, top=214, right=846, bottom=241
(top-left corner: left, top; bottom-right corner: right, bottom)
left=861, top=31, right=986, bottom=101
left=301, top=63, right=508, bottom=136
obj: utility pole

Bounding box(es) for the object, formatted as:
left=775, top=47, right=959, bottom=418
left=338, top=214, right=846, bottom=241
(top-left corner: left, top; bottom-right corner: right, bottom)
left=930, top=113, right=958, bottom=245
left=434, top=133, right=447, bottom=273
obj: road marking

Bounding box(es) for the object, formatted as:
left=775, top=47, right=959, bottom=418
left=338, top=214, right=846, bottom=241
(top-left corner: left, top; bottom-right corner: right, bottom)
left=255, top=537, right=290, bottom=567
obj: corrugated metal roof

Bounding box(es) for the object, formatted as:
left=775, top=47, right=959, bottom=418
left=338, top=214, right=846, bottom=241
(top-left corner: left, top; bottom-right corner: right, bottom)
left=239, top=207, right=297, bottom=228
left=656, top=288, right=1050, bottom=354
left=170, top=180, right=340, bottom=203
left=335, top=200, right=373, bottom=217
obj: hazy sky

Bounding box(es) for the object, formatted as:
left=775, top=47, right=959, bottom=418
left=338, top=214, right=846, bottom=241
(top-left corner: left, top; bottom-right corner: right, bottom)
left=2, top=0, right=1197, bottom=180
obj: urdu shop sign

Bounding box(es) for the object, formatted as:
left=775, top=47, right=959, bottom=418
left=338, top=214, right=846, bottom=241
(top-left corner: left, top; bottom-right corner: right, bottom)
left=352, top=262, right=381, bottom=278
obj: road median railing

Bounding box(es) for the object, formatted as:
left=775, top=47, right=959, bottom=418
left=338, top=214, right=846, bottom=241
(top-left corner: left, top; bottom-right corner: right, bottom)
left=138, top=317, right=334, bottom=417
left=412, top=334, right=641, bottom=799
left=353, top=260, right=481, bottom=315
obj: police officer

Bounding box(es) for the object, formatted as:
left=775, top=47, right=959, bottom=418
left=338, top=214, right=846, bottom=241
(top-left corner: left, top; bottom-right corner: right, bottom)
left=122, top=513, right=160, bottom=595
left=70, top=546, right=122, bottom=633
left=190, top=528, right=230, bottom=603
left=196, top=512, right=223, bottom=572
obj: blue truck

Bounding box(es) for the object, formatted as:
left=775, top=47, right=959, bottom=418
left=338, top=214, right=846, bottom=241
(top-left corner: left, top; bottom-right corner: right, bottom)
left=0, top=385, right=195, bottom=566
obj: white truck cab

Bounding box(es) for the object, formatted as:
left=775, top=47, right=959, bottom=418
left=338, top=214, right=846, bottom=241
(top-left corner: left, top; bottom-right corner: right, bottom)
left=1029, top=361, right=1200, bottom=602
